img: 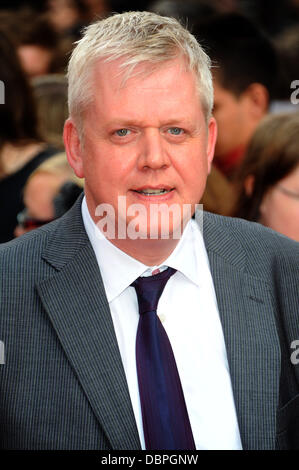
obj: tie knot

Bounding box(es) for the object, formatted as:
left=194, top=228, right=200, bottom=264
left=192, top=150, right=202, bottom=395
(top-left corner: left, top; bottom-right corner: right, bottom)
left=132, top=267, right=176, bottom=314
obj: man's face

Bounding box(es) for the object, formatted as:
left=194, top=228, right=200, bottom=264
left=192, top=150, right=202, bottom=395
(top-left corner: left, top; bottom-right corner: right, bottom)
left=212, top=78, right=249, bottom=161
left=65, top=58, right=216, bottom=238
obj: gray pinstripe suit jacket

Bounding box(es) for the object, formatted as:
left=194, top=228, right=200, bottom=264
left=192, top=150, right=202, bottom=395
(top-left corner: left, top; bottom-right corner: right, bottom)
left=1, top=195, right=299, bottom=450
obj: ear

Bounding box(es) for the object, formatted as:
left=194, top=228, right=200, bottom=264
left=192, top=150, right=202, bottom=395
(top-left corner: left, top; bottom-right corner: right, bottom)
left=63, top=118, right=85, bottom=178
left=206, top=116, right=217, bottom=174
left=243, top=83, right=269, bottom=120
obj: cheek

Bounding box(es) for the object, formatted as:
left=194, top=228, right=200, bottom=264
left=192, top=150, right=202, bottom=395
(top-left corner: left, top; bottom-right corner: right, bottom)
left=84, top=141, right=134, bottom=178
left=179, top=152, right=210, bottom=199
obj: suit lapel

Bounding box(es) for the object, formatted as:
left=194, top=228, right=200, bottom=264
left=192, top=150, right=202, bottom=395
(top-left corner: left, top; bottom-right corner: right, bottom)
left=202, top=213, right=280, bottom=450
left=36, top=197, right=141, bottom=450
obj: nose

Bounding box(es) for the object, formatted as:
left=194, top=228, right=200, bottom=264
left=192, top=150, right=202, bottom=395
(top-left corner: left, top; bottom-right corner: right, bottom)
left=137, top=129, right=170, bottom=171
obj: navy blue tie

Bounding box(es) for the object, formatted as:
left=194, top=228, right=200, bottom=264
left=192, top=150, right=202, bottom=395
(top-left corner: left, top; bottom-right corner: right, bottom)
left=132, top=267, right=195, bottom=450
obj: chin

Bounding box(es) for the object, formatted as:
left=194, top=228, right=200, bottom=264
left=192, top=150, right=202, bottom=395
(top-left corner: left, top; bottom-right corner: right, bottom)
left=113, top=202, right=190, bottom=240
left=126, top=217, right=185, bottom=241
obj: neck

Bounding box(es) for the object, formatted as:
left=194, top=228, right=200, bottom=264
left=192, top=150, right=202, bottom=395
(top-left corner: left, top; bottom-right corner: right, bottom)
left=86, top=195, right=186, bottom=265
left=108, top=236, right=180, bottom=266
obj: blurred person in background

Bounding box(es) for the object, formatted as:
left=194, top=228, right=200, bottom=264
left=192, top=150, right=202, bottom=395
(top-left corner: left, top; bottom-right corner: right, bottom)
left=46, top=0, right=90, bottom=40
left=84, top=0, right=109, bottom=20
left=239, top=0, right=299, bottom=38
left=200, top=164, right=236, bottom=215
left=0, top=1, right=45, bottom=10
left=0, top=9, right=70, bottom=78
left=46, top=0, right=110, bottom=40
left=233, top=113, right=299, bottom=243
left=14, top=9, right=60, bottom=78
left=0, top=29, right=59, bottom=243
left=272, top=25, right=299, bottom=113
left=32, top=74, right=68, bottom=150
left=194, top=13, right=278, bottom=180
left=148, top=0, right=217, bottom=29
left=14, top=153, right=83, bottom=237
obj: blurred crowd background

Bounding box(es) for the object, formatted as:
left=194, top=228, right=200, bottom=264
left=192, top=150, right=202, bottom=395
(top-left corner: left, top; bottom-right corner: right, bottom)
left=0, top=0, right=299, bottom=243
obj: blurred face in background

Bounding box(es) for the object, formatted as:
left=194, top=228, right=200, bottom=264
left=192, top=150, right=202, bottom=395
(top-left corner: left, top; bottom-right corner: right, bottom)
left=14, top=172, right=65, bottom=237
left=47, top=0, right=82, bottom=32
left=18, top=45, right=53, bottom=78
left=259, top=165, right=299, bottom=242
left=212, top=78, right=249, bottom=160
left=212, top=75, right=268, bottom=165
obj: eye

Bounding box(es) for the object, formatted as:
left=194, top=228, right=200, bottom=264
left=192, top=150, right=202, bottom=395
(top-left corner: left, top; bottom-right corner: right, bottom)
left=115, top=129, right=131, bottom=137
left=167, top=127, right=184, bottom=136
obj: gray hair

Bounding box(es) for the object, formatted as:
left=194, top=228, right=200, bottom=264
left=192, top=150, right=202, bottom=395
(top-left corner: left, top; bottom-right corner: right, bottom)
left=67, top=11, right=213, bottom=129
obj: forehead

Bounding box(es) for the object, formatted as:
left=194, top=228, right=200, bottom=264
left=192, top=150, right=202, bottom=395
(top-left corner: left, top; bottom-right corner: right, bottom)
left=87, top=57, right=203, bottom=121
left=92, top=57, right=194, bottom=91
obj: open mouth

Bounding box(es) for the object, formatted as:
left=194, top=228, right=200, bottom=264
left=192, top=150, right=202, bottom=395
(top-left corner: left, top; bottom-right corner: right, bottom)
left=133, top=188, right=174, bottom=196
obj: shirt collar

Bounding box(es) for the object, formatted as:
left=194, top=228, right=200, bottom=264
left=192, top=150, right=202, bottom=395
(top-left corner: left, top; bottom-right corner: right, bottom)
left=82, top=197, right=207, bottom=302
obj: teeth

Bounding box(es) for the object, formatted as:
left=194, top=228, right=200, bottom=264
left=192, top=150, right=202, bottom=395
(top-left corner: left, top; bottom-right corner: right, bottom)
left=137, top=189, right=170, bottom=195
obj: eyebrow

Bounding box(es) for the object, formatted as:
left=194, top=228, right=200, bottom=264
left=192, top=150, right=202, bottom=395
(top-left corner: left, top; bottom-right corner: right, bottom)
left=107, top=118, right=195, bottom=128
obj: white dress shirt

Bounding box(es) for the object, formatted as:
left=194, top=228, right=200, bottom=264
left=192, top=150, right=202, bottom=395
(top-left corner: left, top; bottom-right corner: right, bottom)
left=82, top=197, right=242, bottom=450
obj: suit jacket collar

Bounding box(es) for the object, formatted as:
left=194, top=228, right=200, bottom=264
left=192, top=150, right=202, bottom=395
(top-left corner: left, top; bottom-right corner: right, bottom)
left=38, top=197, right=280, bottom=450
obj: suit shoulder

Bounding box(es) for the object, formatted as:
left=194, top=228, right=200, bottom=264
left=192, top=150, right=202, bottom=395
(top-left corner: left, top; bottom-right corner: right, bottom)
left=0, top=197, right=88, bottom=281
left=0, top=219, right=61, bottom=269
left=202, top=212, right=299, bottom=276
left=205, top=211, right=299, bottom=251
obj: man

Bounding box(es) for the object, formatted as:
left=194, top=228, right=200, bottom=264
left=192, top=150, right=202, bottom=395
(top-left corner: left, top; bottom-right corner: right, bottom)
left=1, top=11, right=299, bottom=450
left=194, top=13, right=278, bottom=179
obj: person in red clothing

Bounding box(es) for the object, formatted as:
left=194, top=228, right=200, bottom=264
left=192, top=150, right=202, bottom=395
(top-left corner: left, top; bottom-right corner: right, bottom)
left=194, top=13, right=278, bottom=179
